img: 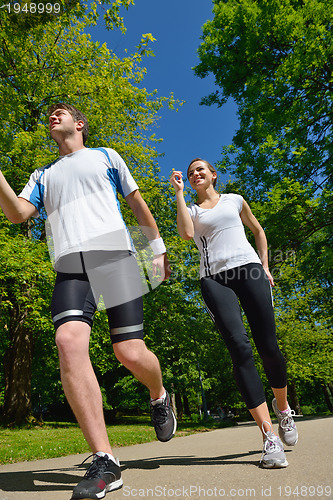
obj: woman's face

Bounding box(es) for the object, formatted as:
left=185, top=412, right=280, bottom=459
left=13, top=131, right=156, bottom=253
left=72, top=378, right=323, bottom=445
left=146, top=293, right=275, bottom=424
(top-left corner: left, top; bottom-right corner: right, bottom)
left=187, top=161, right=217, bottom=189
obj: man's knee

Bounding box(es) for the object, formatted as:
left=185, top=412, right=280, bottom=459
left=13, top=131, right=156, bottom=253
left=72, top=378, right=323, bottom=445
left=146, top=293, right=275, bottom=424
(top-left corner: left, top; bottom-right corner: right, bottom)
left=113, top=339, right=148, bottom=369
left=55, top=321, right=90, bottom=358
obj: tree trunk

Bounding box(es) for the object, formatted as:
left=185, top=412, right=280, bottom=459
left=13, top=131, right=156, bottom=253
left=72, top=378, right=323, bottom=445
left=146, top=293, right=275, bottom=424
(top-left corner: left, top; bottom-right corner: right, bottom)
left=328, top=383, right=333, bottom=399
left=183, top=393, right=191, bottom=418
left=2, top=313, right=34, bottom=425
left=175, top=391, right=183, bottom=422
left=321, top=383, right=333, bottom=413
left=288, top=379, right=302, bottom=415
left=170, top=383, right=177, bottom=420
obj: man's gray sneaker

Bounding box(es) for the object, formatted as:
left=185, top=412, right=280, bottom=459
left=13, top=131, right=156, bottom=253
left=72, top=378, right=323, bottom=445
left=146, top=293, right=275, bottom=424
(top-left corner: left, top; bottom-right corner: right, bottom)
left=272, top=398, right=298, bottom=446
left=260, top=422, right=288, bottom=469
left=71, top=454, right=123, bottom=499
left=151, top=391, right=177, bottom=442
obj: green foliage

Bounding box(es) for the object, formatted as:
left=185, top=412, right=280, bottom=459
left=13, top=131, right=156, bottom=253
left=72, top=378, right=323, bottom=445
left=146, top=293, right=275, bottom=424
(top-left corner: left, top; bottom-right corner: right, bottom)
left=273, top=254, right=333, bottom=382
left=195, top=0, right=332, bottom=225
left=0, top=420, right=157, bottom=464
left=0, top=223, right=56, bottom=422
left=0, top=4, right=176, bottom=181
left=0, top=226, right=53, bottom=323
left=0, top=226, right=55, bottom=372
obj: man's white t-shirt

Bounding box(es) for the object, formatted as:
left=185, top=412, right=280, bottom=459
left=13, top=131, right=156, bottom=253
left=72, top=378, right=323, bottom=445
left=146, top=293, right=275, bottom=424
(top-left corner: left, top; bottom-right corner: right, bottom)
left=19, top=147, right=138, bottom=267
left=188, top=193, right=261, bottom=278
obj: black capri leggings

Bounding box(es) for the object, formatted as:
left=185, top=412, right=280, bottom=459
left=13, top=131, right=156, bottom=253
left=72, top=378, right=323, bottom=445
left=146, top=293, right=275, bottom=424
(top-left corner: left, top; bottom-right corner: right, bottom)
left=201, top=263, right=287, bottom=409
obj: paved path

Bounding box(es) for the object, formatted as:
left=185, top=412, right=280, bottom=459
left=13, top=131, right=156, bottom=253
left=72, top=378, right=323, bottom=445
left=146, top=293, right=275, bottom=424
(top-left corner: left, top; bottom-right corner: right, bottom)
left=0, top=416, right=332, bottom=500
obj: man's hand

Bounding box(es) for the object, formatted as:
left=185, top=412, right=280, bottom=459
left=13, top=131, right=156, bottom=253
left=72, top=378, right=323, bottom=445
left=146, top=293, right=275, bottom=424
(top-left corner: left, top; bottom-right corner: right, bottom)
left=152, top=253, right=171, bottom=282
left=0, top=171, right=37, bottom=223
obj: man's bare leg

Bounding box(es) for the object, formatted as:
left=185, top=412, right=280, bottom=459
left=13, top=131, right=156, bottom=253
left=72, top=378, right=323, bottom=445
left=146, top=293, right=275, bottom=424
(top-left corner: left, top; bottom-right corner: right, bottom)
left=55, top=321, right=112, bottom=454
left=112, top=338, right=165, bottom=399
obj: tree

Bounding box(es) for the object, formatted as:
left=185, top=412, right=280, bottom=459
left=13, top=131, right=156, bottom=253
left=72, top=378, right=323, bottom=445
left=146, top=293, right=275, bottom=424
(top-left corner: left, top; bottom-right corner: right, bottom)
left=0, top=225, right=55, bottom=424
left=194, top=0, right=332, bottom=236
left=0, top=1, right=175, bottom=424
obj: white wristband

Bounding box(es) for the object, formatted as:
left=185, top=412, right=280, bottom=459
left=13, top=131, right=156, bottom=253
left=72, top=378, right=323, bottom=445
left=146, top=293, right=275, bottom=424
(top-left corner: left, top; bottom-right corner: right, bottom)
left=149, top=237, right=166, bottom=255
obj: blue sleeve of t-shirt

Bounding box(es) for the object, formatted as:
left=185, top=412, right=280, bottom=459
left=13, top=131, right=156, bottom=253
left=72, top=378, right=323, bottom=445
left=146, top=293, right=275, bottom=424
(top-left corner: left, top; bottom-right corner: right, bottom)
left=18, top=169, right=45, bottom=215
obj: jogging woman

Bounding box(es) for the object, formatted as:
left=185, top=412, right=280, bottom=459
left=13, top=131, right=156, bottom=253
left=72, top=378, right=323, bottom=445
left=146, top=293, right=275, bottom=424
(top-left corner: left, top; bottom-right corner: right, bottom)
left=170, top=158, right=298, bottom=468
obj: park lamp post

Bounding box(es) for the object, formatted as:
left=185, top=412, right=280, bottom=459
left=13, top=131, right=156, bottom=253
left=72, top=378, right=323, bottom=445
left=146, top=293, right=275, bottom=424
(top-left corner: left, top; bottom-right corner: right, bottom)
left=197, top=360, right=209, bottom=421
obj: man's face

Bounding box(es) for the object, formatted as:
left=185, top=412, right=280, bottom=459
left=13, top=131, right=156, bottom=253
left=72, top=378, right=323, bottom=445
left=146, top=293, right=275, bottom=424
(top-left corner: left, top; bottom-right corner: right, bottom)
left=48, top=108, right=77, bottom=142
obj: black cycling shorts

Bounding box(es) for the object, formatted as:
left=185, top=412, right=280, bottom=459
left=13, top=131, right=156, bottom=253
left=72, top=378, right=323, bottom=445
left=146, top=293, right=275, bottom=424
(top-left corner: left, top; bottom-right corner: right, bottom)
left=51, top=251, right=144, bottom=344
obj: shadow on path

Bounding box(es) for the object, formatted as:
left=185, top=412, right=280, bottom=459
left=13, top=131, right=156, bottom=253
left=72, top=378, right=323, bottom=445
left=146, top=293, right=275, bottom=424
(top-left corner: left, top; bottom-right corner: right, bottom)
left=0, top=448, right=281, bottom=494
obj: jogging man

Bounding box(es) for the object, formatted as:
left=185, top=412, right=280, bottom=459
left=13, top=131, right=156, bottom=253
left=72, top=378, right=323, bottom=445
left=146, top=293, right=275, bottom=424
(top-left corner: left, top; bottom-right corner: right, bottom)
left=0, top=103, right=176, bottom=499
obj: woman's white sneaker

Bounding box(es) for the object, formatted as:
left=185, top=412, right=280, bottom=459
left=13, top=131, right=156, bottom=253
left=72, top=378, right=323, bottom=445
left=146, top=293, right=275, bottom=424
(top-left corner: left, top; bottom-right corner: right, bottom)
left=260, top=422, right=288, bottom=469
left=272, top=398, right=298, bottom=446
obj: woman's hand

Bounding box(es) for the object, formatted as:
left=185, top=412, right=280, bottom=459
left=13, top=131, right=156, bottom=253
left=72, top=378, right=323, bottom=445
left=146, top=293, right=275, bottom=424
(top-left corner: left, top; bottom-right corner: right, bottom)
left=170, top=170, right=194, bottom=240
left=263, top=266, right=275, bottom=287
left=170, top=170, right=184, bottom=192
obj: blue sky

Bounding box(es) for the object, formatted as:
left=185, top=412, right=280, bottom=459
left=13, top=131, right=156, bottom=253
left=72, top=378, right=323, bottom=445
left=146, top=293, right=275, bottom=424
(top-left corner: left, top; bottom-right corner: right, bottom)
left=89, top=0, right=239, bottom=184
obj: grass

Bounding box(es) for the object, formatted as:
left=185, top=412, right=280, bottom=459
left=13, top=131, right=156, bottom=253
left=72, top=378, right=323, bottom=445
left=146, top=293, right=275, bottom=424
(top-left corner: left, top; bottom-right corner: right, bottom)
left=0, top=415, right=234, bottom=465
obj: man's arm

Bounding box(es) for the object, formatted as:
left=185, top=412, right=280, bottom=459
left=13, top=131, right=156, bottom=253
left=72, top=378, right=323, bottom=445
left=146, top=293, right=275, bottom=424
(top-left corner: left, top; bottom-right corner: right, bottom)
left=125, top=189, right=170, bottom=280
left=125, top=189, right=160, bottom=239
left=0, top=171, right=37, bottom=223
